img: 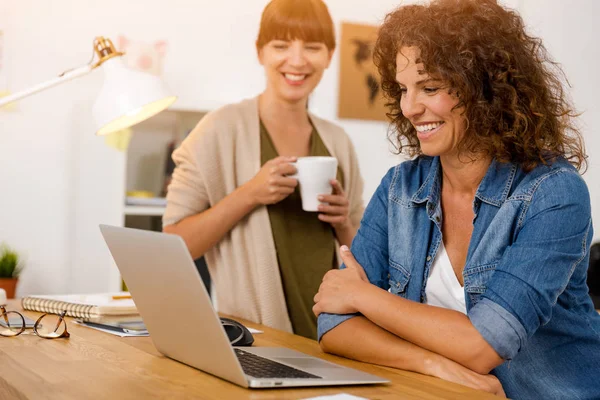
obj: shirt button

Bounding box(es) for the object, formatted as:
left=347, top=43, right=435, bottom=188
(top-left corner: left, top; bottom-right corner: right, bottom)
left=435, top=216, right=441, bottom=223
left=426, top=256, right=432, bottom=261
left=387, top=273, right=390, bottom=279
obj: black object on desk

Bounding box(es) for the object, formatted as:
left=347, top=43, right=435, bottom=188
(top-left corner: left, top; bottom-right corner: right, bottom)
left=81, top=320, right=148, bottom=335
left=194, top=256, right=211, bottom=297
left=221, top=317, right=254, bottom=346
left=0, top=313, right=36, bottom=329
left=79, top=316, right=252, bottom=345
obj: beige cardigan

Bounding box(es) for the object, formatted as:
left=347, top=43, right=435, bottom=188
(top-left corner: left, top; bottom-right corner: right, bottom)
left=163, top=97, right=364, bottom=332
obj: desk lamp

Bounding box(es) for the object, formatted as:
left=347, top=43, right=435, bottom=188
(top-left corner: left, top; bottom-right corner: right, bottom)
left=0, top=36, right=177, bottom=135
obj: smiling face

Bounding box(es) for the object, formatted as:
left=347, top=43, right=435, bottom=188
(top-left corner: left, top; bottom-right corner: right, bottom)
left=258, top=39, right=332, bottom=105
left=396, top=46, right=466, bottom=158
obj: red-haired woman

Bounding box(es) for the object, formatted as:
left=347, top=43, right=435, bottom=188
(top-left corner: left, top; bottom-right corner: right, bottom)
left=314, top=0, right=599, bottom=397
left=164, top=0, right=364, bottom=340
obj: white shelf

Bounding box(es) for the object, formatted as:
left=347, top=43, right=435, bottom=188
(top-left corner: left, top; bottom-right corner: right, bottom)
left=124, top=205, right=166, bottom=216
left=167, top=106, right=212, bottom=114
left=122, top=109, right=208, bottom=222
left=126, top=196, right=167, bottom=207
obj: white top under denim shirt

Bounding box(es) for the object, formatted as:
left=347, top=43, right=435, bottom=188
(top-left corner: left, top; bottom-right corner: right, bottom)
left=318, top=156, right=600, bottom=399
left=426, top=242, right=467, bottom=314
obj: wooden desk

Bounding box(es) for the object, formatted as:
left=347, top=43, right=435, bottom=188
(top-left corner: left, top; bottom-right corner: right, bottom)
left=0, top=300, right=499, bottom=399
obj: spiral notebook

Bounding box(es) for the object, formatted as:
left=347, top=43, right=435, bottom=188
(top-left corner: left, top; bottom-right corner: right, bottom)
left=21, top=292, right=138, bottom=318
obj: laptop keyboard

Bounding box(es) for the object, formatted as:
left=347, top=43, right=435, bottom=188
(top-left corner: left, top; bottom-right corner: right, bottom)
left=234, top=348, right=322, bottom=379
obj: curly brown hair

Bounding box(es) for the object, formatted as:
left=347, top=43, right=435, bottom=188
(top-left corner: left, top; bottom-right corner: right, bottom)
left=373, top=0, right=586, bottom=171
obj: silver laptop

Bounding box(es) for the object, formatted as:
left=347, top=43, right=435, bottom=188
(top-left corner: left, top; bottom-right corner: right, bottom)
left=99, top=225, right=388, bottom=388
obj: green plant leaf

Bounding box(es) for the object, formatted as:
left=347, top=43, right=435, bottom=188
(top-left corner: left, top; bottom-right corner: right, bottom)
left=0, top=244, right=21, bottom=278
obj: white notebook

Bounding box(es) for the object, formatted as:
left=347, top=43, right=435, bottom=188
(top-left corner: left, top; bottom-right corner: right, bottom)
left=21, top=292, right=138, bottom=318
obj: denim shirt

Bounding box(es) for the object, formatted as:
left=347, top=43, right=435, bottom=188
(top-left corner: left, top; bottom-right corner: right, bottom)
left=318, top=156, right=600, bottom=399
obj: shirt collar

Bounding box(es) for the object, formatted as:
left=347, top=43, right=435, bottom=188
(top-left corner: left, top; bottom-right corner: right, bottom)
left=475, top=158, right=518, bottom=207
left=411, top=157, right=441, bottom=208
left=410, top=157, right=518, bottom=208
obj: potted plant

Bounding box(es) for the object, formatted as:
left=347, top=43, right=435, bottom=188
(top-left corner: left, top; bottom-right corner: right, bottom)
left=0, top=244, right=22, bottom=298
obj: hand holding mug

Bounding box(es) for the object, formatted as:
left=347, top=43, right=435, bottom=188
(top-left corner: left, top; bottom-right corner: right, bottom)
left=317, top=179, right=351, bottom=230
left=289, top=156, right=338, bottom=212
left=247, top=156, right=298, bottom=206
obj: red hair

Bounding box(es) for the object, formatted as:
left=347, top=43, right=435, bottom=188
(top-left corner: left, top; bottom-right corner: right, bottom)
left=256, top=0, right=336, bottom=51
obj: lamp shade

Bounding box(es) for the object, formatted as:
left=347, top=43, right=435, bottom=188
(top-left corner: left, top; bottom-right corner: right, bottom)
left=92, top=57, right=177, bottom=136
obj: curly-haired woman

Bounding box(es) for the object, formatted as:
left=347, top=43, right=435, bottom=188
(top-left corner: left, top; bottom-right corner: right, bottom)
left=313, top=0, right=600, bottom=398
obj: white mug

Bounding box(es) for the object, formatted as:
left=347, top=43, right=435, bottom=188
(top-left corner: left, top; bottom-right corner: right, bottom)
left=289, top=156, right=338, bottom=212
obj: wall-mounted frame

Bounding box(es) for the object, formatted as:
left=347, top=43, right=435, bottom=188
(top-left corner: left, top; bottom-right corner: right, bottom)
left=337, top=22, right=387, bottom=122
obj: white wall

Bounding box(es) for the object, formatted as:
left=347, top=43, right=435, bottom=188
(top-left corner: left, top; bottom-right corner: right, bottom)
left=0, top=0, right=597, bottom=296
left=0, top=0, right=404, bottom=296
left=517, top=0, right=600, bottom=241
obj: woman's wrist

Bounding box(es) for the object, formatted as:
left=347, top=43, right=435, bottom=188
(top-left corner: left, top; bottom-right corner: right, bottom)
left=236, top=182, right=261, bottom=210
left=350, top=281, right=376, bottom=314
left=334, top=221, right=355, bottom=247
left=334, top=219, right=353, bottom=232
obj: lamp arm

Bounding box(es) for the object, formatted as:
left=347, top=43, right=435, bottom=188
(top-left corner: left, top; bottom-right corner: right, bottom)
left=0, top=64, right=93, bottom=107
left=0, top=36, right=175, bottom=136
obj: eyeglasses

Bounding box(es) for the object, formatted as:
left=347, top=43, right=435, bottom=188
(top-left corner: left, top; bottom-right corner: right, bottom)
left=0, top=306, right=70, bottom=339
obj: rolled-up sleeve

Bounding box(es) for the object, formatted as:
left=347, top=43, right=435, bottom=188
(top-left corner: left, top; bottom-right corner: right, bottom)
left=317, top=168, right=395, bottom=341
left=317, top=313, right=359, bottom=341
left=469, top=298, right=527, bottom=359
left=469, top=169, right=592, bottom=360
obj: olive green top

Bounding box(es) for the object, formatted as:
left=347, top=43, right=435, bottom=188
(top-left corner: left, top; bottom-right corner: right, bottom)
left=260, top=120, right=343, bottom=340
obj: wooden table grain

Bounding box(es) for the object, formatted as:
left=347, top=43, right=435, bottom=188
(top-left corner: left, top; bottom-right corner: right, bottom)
left=0, top=300, right=500, bottom=400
